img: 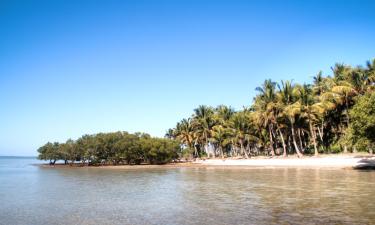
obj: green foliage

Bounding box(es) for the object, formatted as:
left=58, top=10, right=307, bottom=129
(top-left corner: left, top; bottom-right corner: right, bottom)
left=180, top=147, right=195, bottom=160
left=346, top=92, right=375, bottom=151
left=37, top=142, right=61, bottom=164
left=169, top=58, right=375, bottom=157
left=37, top=132, right=179, bottom=165
left=144, top=138, right=180, bottom=164
left=329, top=143, right=342, bottom=154
left=39, top=59, right=375, bottom=161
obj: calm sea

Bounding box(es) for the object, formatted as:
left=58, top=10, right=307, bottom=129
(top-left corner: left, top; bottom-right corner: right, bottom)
left=0, top=156, right=375, bottom=225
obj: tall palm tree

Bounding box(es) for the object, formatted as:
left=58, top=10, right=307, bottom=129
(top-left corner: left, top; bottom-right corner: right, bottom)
left=276, top=80, right=296, bottom=157
left=284, top=103, right=303, bottom=157
left=192, top=105, right=215, bottom=157
left=330, top=64, right=360, bottom=127
left=255, top=79, right=278, bottom=156
left=330, top=81, right=357, bottom=127
left=230, top=111, right=252, bottom=158
left=174, top=118, right=197, bottom=157
left=294, top=84, right=323, bottom=156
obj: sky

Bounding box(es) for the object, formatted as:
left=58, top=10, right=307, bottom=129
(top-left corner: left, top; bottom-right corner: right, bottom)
left=0, top=0, right=374, bottom=156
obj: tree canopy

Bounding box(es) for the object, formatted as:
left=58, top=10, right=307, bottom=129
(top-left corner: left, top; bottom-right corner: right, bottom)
left=38, top=132, right=179, bottom=165
left=168, top=59, right=375, bottom=158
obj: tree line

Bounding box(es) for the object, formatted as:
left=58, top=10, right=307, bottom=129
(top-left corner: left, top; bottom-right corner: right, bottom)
left=167, top=59, right=375, bottom=158
left=38, top=132, right=180, bottom=165
left=38, top=59, right=375, bottom=164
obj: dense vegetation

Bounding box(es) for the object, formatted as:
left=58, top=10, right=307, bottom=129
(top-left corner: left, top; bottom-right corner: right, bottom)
left=38, top=132, right=180, bottom=165
left=38, top=59, right=375, bottom=164
left=167, top=59, right=375, bottom=158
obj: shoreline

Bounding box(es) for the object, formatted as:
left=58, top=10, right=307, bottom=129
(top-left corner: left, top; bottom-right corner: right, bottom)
left=38, top=154, right=375, bottom=170
left=195, top=154, right=375, bottom=169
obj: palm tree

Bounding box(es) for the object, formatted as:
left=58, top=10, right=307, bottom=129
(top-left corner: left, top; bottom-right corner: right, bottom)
left=210, top=125, right=230, bottom=159
left=167, top=59, right=375, bottom=157
left=276, top=80, right=296, bottom=157
left=249, top=110, right=267, bottom=155
left=312, top=71, right=334, bottom=96
left=330, top=81, right=356, bottom=127
left=330, top=64, right=359, bottom=127
left=174, top=118, right=197, bottom=157
left=294, top=84, right=323, bottom=156
left=215, top=105, right=235, bottom=123
left=192, top=105, right=215, bottom=157
left=165, top=129, right=175, bottom=139
left=284, top=104, right=303, bottom=157
left=255, top=79, right=278, bottom=156
left=230, top=112, right=251, bottom=158
left=311, top=74, right=336, bottom=147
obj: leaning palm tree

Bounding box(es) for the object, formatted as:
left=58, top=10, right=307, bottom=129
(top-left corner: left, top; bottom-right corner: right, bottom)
left=284, top=102, right=303, bottom=157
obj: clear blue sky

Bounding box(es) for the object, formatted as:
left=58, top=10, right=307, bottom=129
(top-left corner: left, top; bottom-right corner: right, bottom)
left=1, top=0, right=374, bottom=156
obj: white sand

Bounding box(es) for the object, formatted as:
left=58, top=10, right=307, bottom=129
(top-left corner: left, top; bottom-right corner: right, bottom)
left=194, top=155, right=375, bottom=168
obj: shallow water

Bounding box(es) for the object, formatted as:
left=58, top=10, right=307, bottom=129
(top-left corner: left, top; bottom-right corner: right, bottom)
left=0, top=157, right=375, bottom=225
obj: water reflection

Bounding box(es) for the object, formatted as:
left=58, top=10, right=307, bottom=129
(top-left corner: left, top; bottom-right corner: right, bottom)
left=1, top=158, right=375, bottom=225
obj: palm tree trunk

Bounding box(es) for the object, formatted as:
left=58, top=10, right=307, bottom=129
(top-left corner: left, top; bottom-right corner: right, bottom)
left=268, top=125, right=275, bottom=157
left=287, top=135, right=292, bottom=154
left=345, top=100, right=350, bottom=154
left=194, top=145, right=198, bottom=158
left=291, top=122, right=303, bottom=157
left=309, top=121, right=318, bottom=156
left=317, top=124, right=324, bottom=142
left=298, top=129, right=304, bottom=152
left=277, top=126, right=287, bottom=157
left=240, top=140, right=249, bottom=159
left=204, top=132, right=209, bottom=158
left=345, top=96, right=350, bottom=127
left=246, top=143, right=251, bottom=158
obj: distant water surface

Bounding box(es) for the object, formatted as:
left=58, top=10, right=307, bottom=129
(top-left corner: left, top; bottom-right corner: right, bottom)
left=0, top=156, right=375, bottom=225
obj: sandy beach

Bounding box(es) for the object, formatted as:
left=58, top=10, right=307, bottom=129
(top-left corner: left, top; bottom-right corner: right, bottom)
left=194, top=154, right=375, bottom=169
left=40, top=154, right=375, bottom=169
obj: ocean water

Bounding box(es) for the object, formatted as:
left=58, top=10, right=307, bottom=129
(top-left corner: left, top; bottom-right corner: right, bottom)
left=0, top=156, right=375, bottom=225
